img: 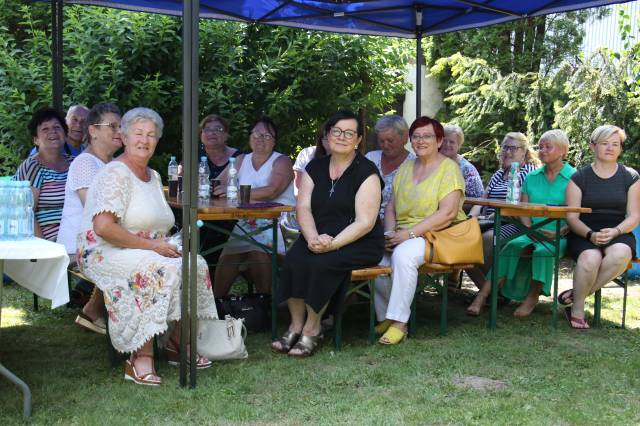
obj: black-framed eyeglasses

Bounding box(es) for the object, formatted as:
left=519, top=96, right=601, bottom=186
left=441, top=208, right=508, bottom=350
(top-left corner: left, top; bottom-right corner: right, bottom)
left=411, top=133, right=436, bottom=142
left=251, top=132, right=274, bottom=141
left=329, top=127, right=357, bottom=140
left=501, top=145, right=522, bottom=153
left=94, top=123, right=120, bottom=132
left=203, top=126, right=225, bottom=135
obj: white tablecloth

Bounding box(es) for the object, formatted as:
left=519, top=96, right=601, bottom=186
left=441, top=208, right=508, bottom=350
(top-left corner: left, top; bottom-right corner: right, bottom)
left=0, top=239, right=70, bottom=308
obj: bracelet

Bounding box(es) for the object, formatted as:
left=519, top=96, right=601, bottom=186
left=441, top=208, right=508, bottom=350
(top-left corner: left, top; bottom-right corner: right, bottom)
left=585, top=230, right=593, bottom=241
left=408, top=229, right=417, bottom=239
left=616, top=226, right=622, bottom=236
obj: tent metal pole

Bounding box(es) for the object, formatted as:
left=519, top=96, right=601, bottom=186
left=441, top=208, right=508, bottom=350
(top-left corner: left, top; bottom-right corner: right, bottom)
left=180, top=0, right=200, bottom=389
left=415, top=7, right=423, bottom=119
left=51, top=0, right=63, bottom=111
left=416, top=34, right=422, bottom=118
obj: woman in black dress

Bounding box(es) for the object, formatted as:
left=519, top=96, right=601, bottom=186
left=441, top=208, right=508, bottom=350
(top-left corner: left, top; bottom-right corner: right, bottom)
left=273, top=110, right=384, bottom=356
left=564, top=125, right=640, bottom=329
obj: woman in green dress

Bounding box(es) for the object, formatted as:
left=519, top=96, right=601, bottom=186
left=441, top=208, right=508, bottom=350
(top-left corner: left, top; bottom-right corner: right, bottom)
left=467, top=130, right=576, bottom=317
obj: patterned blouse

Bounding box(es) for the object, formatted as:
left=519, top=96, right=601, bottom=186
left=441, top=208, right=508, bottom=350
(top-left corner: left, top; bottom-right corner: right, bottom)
left=15, top=155, right=72, bottom=241
left=365, top=150, right=415, bottom=220
left=484, top=162, right=537, bottom=215
left=458, top=156, right=484, bottom=198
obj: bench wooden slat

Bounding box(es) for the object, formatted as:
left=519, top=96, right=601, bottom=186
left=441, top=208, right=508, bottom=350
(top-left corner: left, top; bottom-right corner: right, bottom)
left=351, top=266, right=391, bottom=281
left=418, top=263, right=474, bottom=274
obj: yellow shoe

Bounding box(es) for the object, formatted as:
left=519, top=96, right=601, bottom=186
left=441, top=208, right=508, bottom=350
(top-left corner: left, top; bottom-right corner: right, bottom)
left=375, top=319, right=393, bottom=335
left=378, top=325, right=407, bottom=345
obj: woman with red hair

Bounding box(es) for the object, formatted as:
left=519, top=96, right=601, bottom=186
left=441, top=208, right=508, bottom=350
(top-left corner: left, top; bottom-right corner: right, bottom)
left=374, top=116, right=467, bottom=344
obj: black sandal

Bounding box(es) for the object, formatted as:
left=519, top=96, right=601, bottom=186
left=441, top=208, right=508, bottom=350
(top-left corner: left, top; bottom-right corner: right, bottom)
left=271, top=330, right=300, bottom=354
left=288, top=333, right=324, bottom=358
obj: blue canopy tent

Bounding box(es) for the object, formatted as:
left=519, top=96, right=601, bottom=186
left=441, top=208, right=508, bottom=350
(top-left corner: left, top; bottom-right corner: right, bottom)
left=37, top=0, right=631, bottom=389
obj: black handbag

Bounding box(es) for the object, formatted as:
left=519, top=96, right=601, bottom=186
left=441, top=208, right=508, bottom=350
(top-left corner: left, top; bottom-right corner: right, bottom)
left=215, top=293, right=271, bottom=333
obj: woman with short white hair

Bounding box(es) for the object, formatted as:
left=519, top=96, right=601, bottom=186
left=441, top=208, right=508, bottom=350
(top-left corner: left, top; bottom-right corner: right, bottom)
left=441, top=124, right=483, bottom=199
left=77, top=107, right=217, bottom=385
left=562, top=125, right=639, bottom=329
left=467, top=129, right=576, bottom=317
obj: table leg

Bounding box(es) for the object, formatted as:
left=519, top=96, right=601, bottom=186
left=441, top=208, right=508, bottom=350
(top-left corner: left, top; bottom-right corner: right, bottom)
left=271, top=219, right=278, bottom=341
left=0, top=259, right=32, bottom=419
left=489, top=210, right=502, bottom=329
left=552, top=219, right=561, bottom=329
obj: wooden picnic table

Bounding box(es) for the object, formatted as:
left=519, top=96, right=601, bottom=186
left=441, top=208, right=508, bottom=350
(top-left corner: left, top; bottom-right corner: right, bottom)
left=464, top=197, right=591, bottom=329
left=167, top=195, right=293, bottom=343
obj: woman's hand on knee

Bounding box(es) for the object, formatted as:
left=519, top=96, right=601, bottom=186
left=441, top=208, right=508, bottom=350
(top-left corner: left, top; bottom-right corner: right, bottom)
left=151, top=240, right=181, bottom=258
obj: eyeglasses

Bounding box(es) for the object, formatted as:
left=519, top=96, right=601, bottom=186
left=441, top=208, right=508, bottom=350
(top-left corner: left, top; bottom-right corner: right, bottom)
left=251, top=132, right=274, bottom=141
left=203, top=127, right=225, bottom=135
left=329, top=127, right=357, bottom=140
left=501, top=145, right=522, bottom=153
left=411, top=133, right=436, bottom=142
left=94, top=123, right=120, bottom=132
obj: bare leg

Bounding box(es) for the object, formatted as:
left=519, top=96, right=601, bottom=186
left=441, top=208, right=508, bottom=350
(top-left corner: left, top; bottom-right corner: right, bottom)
left=168, top=321, right=209, bottom=365
left=288, top=303, right=326, bottom=355
left=571, top=249, right=602, bottom=320
left=467, top=277, right=505, bottom=316
left=588, top=244, right=631, bottom=294
left=213, top=252, right=247, bottom=297
left=131, top=339, right=160, bottom=381
left=82, top=287, right=105, bottom=321
left=271, top=298, right=306, bottom=352
left=466, top=230, right=494, bottom=288
left=513, top=281, right=542, bottom=317
left=246, top=251, right=272, bottom=294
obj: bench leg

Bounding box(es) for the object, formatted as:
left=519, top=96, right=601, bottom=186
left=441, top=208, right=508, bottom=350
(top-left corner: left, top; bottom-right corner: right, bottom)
left=622, top=272, right=628, bottom=329
left=368, top=279, right=375, bottom=345
left=593, top=290, right=601, bottom=328
left=334, top=313, right=342, bottom=351
left=33, top=294, right=38, bottom=311
left=440, top=273, right=448, bottom=336
left=104, top=311, right=120, bottom=368
left=409, top=294, right=417, bottom=337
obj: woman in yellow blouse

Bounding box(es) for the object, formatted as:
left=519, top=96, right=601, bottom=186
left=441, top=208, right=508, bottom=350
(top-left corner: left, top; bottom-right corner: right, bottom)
left=375, top=116, right=467, bottom=344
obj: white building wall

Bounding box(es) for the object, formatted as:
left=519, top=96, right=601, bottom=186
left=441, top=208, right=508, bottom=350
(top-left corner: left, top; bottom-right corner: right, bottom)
left=582, top=0, right=640, bottom=54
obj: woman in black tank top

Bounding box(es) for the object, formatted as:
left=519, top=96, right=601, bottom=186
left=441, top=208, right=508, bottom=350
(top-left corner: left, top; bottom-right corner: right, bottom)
left=564, top=125, right=640, bottom=329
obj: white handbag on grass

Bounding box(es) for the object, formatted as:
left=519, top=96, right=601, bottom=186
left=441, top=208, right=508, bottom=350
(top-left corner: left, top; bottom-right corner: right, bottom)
left=197, top=315, right=248, bottom=361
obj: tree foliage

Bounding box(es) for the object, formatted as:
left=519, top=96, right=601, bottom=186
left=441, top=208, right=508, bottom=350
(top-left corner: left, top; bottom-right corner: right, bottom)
left=428, top=8, right=639, bottom=175
left=0, top=2, right=412, bottom=175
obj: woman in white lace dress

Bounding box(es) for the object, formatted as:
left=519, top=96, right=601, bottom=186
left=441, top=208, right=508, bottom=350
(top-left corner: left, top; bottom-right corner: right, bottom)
left=76, top=107, right=217, bottom=386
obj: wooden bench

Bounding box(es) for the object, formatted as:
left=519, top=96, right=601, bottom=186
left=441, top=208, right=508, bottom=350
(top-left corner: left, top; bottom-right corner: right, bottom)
left=411, top=263, right=475, bottom=337
left=333, top=266, right=392, bottom=350
left=593, top=257, right=639, bottom=329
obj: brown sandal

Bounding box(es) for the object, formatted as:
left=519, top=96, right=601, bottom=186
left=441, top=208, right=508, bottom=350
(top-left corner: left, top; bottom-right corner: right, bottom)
left=288, top=333, right=324, bottom=358
left=271, top=330, right=300, bottom=354
left=124, top=353, right=161, bottom=386
left=166, top=338, right=212, bottom=369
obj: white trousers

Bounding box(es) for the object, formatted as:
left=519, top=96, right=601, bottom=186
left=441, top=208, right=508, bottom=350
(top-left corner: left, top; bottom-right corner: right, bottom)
left=374, top=237, right=426, bottom=323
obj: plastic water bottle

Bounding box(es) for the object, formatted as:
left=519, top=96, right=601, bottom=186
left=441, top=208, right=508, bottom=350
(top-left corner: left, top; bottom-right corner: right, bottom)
left=6, top=181, right=20, bottom=240
left=198, top=156, right=210, bottom=202
left=0, top=181, right=7, bottom=240
left=167, top=155, right=179, bottom=197
left=20, top=181, right=34, bottom=239
left=226, top=157, right=239, bottom=207
left=506, top=161, right=521, bottom=204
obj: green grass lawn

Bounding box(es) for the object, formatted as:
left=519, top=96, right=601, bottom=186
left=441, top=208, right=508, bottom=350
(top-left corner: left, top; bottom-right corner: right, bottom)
left=1, top=275, right=640, bottom=425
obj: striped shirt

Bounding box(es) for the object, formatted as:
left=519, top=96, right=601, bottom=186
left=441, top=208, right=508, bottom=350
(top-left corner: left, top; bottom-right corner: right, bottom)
left=485, top=162, right=537, bottom=215
left=15, top=155, right=72, bottom=241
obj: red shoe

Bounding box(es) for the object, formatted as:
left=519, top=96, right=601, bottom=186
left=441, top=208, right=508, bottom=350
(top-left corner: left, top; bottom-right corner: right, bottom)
left=166, top=338, right=212, bottom=369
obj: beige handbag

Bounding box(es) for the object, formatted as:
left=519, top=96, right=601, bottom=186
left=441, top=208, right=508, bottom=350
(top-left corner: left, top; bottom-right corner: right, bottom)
left=197, top=315, right=248, bottom=361
left=423, top=217, right=484, bottom=265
